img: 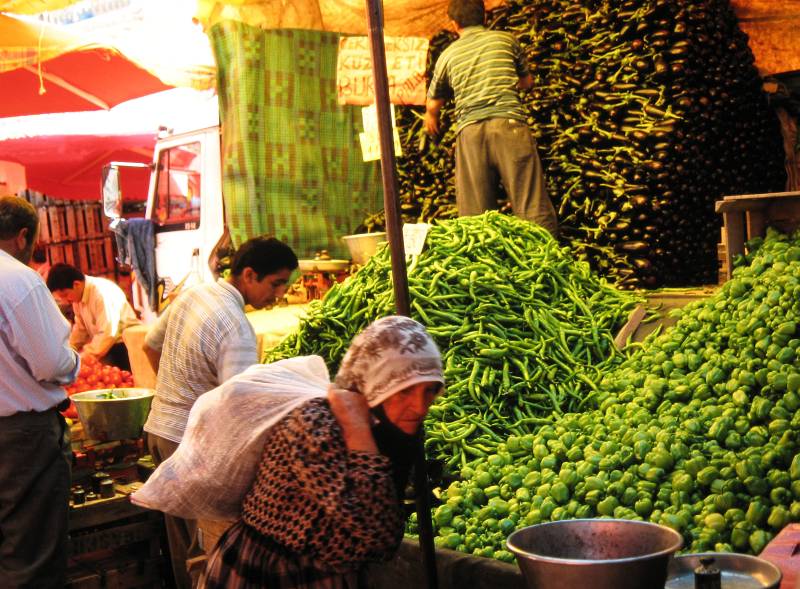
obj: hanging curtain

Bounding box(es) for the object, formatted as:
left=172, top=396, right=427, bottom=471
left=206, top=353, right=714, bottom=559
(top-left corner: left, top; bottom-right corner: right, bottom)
left=209, top=22, right=382, bottom=257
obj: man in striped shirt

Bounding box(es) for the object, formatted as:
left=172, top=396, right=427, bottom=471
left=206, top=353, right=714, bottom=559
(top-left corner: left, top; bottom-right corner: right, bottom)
left=425, top=0, right=558, bottom=236
left=142, top=236, right=297, bottom=588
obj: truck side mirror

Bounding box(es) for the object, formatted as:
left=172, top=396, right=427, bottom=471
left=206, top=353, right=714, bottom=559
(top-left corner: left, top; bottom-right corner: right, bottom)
left=102, top=164, right=121, bottom=220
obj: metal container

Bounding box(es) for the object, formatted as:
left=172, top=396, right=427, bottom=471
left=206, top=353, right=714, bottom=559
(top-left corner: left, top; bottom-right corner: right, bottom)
left=71, top=388, right=154, bottom=441
left=506, top=519, right=683, bottom=589
left=341, top=232, right=387, bottom=265
left=297, top=258, right=350, bottom=273
left=665, top=552, right=782, bottom=589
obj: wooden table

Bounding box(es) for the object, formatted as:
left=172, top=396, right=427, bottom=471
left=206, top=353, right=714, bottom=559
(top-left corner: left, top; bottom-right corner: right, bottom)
left=67, top=481, right=167, bottom=588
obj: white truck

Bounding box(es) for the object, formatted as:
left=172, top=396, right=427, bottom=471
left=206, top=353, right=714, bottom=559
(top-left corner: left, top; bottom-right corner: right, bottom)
left=103, top=125, right=225, bottom=320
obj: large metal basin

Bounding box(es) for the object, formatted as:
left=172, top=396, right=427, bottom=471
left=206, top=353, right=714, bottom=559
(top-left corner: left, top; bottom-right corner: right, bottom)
left=506, top=519, right=683, bottom=589
left=342, top=232, right=386, bottom=265
left=71, top=388, right=154, bottom=441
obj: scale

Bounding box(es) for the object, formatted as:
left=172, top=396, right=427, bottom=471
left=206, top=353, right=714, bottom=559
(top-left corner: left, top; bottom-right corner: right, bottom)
left=665, top=553, right=782, bottom=589
left=294, top=252, right=351, bottom=301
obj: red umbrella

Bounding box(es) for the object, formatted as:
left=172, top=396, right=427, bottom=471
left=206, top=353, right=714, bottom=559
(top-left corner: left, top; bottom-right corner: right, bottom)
left=0, top=12, right=172, bottom=117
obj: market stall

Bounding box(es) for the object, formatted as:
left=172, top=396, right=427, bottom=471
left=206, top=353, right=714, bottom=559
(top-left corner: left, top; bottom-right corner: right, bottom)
left=2, top=0, right=800, bottom=587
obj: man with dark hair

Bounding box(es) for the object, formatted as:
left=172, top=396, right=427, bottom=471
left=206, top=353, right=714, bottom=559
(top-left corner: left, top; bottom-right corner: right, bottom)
left=47, top=263, right=140, bottom=370
left=30, top=244, right=50, bottom=279
left=142, top=235, right=297, bottom=588
left=0, top=195, right=79, bottom=588
left=425, top=0, right=558, bottom=236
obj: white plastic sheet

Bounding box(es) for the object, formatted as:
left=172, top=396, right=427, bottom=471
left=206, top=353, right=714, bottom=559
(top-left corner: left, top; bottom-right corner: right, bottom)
left=131, top=356, right=329, bottom=521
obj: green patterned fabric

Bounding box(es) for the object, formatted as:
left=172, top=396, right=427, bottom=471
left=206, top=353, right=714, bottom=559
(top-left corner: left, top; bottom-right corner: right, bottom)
left=209, top=23, right=383, bottom=258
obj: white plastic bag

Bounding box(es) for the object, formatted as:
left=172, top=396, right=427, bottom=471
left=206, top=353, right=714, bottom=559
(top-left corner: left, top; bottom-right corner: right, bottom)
left=131, top=356, right=330, bottom=521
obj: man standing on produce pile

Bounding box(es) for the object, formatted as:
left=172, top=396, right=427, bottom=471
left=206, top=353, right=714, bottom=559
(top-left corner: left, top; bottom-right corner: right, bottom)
left=0, top=195, right=79, bottom=589
left=47, top=263, right=141, bottom=371
left=425, top=0, right=558, bottom=236
left=142, top=235, right=297, bottom=589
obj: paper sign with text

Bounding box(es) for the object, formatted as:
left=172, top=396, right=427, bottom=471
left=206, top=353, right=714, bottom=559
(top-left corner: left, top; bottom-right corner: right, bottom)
left=359, top=104, right=403, bottom=162
left=402, top=223, right=431, bottom=256
left=337, top=36, right=429, bottom=106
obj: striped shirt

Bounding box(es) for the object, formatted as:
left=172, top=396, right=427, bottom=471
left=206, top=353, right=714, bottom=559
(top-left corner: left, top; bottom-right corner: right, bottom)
left=143, top=279, right=257, bottom=443
left=428, top=26, right=529, bottom=133
left=0, top=249, right=79, bottom=416
left=71, top=276, right=141, bottom=357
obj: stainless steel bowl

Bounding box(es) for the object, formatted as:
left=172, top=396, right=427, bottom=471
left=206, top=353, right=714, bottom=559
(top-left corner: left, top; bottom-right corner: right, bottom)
left=341, top=232, right=387, bottom=265
left=71, top=388, right=154, bottom=441
left=506, top=519, right=683, bottom=589
left=297, top=258, right=350, bottom=273
left=666, top=552, right=782, bottom=589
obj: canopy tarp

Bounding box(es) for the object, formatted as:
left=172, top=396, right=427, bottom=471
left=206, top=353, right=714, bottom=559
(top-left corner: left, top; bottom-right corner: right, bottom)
left=0, top=88, right=218, bottom=200
left=0, top=133, right=153, bottom=199
left=1, top=0, right=797, bottom=75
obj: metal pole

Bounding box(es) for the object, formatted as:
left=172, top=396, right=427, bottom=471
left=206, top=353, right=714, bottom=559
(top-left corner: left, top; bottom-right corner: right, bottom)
left=363, top=2, right=438, bottom=588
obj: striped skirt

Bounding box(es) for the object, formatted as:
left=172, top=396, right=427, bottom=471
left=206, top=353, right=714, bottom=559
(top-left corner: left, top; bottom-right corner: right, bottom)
left=199, top=521, right=360, bottom=589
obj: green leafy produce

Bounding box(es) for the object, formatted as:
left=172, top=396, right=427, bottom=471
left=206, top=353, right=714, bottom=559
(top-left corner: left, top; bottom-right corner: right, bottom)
left=428, top=228, right=800, bottom=559
left=266, top=212, right=641, bottom=469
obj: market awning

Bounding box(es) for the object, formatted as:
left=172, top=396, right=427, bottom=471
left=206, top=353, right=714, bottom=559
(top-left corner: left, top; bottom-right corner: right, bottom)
left=0, top=12, right=175, bottom=117
left=0, top=87, right=218, bottom=200
left=0, top=133, right=154, bottom=200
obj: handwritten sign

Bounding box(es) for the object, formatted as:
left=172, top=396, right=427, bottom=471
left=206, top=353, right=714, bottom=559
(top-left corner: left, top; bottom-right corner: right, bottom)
left=402, top=223, right=431, bottom=256
left=337, top=36, right=429, bottom=106
left=359, top=104, right=403, bottom=162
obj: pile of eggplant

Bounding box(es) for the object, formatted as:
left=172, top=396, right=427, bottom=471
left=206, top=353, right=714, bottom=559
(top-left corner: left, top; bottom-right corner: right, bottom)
left=368, top=0, right=786, bottom=288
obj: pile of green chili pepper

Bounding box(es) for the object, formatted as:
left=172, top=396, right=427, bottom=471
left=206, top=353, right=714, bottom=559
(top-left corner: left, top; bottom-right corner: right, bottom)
left=364, top=0, right=785, bottom=289
left=425, top=228, right=800, bottom=561
left=266, top=212, right=642, bottom=470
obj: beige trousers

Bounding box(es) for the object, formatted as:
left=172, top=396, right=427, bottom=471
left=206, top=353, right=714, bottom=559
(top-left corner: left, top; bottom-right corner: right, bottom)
left=147, top=433, right=205, bottom=589
left=455, top=117, right=558, bottom=236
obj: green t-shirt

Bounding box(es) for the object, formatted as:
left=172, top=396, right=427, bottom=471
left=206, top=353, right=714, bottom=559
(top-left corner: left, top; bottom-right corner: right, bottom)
left=428, top=26, right=529, bottom=134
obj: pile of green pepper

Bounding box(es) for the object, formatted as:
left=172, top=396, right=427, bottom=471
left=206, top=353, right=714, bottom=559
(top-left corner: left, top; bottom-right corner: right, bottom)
left=266, top=212, right=641, bottom=469
left=365, top=0, right=785, bottom=288
left=426, top=228, right=800, bottom=560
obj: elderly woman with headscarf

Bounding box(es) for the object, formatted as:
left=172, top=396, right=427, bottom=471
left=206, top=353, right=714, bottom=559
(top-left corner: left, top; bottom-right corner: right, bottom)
left=199, top=316, right=444, bottom=589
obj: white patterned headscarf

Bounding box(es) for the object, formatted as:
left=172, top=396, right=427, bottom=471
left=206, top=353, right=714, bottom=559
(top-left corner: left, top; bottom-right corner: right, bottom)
left=334, top=316, right=444, bottom=407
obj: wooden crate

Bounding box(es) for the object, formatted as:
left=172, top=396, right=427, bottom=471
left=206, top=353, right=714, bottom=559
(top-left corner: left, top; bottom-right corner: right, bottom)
left=83, top=204, right=103, bottom=238
left=715, top=191, right=800, bottom=281
left=49, top=243, right=66, bottom=265
left=64, top=242, right=76, bottom=267
left=65, top=205, right=78, bottom=239
left=47, top=205, right=67, bottom=243
left=88, top=239, right=107, bottom=273
left=38, top=207, right=51, bottom=243
left=758, top=522, right=800, bottom=589
left=76, top=240, right=91, bottom=273
left=103, top=237, right=116, bottom=270
left=66, top=566, right=102, bottom=589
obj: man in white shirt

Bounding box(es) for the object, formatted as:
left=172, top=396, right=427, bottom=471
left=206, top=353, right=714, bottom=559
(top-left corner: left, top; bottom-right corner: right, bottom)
left=47, top=263, right=141, bottom=370
left=0, top=196, right=80, bottom=588
left=143, top=235, right=297, bottom=588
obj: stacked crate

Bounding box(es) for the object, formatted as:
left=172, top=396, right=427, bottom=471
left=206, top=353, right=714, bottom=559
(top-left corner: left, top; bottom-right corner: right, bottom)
left=33, top=197, right=117, bottom=276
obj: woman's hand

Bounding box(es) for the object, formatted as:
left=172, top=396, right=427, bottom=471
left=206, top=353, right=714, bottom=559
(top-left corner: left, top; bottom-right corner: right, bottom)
left=328, top=386, right=378, bottom=453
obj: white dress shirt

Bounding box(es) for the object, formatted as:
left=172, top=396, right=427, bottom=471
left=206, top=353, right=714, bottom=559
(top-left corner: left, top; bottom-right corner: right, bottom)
left=0, top=249, right=79, bottom=416
left=70, top=275, right=140, bottom=357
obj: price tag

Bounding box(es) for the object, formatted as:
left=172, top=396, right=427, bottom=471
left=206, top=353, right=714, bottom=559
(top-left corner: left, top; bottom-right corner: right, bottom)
left=402, top=223, right=431, bottom=256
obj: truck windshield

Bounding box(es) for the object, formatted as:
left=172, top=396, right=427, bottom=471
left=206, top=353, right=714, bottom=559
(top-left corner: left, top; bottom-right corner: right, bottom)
left=153, top=141, right=202, bottom=227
